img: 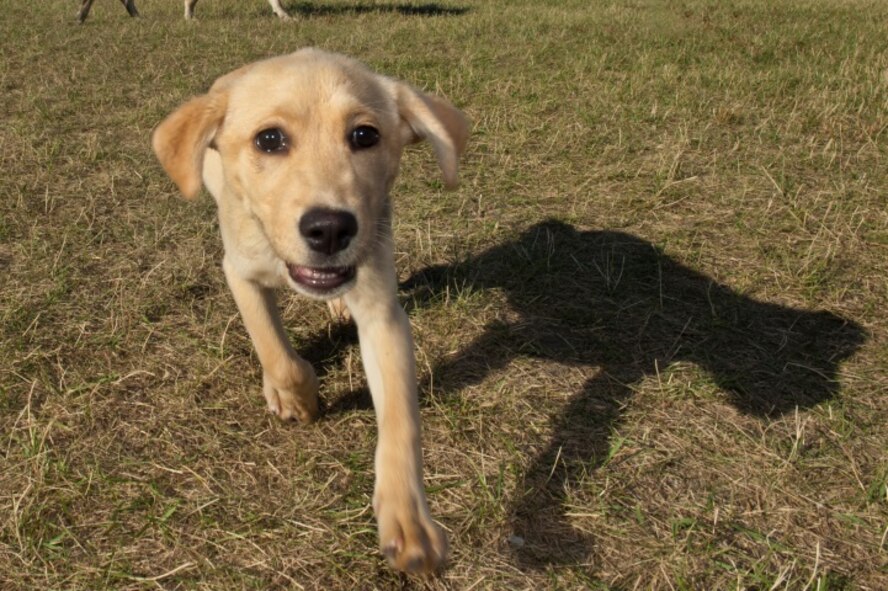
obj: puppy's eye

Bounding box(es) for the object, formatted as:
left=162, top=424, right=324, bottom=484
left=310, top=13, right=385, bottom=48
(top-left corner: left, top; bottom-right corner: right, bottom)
left=255, top=128, right=288, bottom=153
left=349, top=125, right=380, bottom=150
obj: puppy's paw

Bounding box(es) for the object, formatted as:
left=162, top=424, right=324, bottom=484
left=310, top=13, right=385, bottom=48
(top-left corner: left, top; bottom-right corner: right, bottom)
left=262, top=359, right=319, bottom=423
left=374, top=488, right=447, bottom=574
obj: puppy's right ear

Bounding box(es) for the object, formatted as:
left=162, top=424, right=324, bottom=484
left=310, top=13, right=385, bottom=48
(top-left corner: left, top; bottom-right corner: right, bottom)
left=152, top=92, right=226, bottom=200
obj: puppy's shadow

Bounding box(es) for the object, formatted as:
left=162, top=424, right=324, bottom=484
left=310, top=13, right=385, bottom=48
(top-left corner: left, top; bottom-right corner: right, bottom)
left=297, top=219, right=865, bottom=567
left=287, top=2, right=469, bottom=17
left=398, top=219, right=866, bottom=568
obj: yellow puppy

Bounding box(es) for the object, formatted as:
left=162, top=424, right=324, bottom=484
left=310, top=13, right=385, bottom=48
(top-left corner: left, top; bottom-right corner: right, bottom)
left=152, top=48, right=468, bottom=573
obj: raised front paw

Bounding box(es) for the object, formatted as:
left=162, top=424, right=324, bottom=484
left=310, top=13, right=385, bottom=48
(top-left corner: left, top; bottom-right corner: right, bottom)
left=262, top=358, right=319, bottom=423
left=374, top=487, right=448, bottom=573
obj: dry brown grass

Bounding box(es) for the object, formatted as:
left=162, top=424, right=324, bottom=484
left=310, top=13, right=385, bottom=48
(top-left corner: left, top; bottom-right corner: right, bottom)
left=1, top=0, right=886, bottom=589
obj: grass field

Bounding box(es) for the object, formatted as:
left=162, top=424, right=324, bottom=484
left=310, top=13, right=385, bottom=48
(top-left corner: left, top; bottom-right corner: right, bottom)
left=1, top=0, right=887, bottom=588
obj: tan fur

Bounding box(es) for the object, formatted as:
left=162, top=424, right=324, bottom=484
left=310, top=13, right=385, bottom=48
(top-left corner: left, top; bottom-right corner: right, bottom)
left=152, top=48, right=468, bottom=573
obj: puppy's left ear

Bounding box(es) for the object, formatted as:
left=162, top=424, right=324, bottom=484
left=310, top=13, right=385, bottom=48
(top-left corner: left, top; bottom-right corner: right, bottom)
left=392, top=83, right=469, bottom=189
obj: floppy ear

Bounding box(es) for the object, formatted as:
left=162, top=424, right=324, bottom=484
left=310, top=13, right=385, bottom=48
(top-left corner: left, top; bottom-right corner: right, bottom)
left=153, top=65, right=255, bottom=199
left=151, top=91, right=227, bottom=200
left=393, top=83, right=469, bottom=189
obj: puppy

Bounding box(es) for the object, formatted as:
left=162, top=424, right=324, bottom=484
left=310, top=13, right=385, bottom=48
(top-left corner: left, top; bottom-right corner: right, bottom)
left=78, top=0, right=291, bottom=22
left=152, top=49, right=468, bottom=573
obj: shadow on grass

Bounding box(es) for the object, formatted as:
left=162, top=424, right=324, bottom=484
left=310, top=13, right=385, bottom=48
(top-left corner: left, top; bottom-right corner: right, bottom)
left=286, top=2, right=469, bottom=17
left=298, top=219, right=865, bottom=568
left=398, top=219, right=866, bottom=569
left=298, top=320, right=374, bottom=414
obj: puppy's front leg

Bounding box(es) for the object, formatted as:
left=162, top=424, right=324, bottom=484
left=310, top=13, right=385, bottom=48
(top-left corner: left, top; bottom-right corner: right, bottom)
left=223, top=258, right=319, bottom=423
left=344, top=241, right=446, bottom=573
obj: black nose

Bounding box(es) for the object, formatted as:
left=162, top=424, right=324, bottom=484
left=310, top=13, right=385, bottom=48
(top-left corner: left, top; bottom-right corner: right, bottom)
left=299, top=208, right=358, bottom=255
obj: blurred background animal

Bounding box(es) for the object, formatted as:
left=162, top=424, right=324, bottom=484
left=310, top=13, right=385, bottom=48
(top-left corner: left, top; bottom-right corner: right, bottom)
left=77, top=0, right=292, bottom=22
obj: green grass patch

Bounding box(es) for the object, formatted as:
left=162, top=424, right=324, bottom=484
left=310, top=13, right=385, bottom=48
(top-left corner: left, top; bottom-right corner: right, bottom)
left=1, top=0, right=886, bottom=588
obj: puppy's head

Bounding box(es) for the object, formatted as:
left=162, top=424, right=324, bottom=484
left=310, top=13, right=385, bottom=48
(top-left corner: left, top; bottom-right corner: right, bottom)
left=152, top=48, right=468, bottom=298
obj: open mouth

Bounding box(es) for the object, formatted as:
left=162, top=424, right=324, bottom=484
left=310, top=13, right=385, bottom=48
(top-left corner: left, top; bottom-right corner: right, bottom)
left=287, top=264, right=356, bottom=292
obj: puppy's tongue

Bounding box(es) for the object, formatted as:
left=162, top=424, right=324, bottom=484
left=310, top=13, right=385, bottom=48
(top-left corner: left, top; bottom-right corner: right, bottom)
left=287, top=265, right=355, bottom=291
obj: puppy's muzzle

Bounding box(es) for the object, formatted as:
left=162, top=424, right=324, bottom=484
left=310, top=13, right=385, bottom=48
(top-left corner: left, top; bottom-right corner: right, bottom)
left=288, top=208, right=358, bottom=294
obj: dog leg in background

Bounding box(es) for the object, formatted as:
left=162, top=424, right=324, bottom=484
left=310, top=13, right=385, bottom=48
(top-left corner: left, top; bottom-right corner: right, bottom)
left=266, top=0, right=292, bottom=19
left=184, top=0, right=198, bottom=19
left=223, top=259, right=320, bottom=423
left=78, top=0, right=139, bottom=22
left=184, top=0, right=291, bottom=20
left=77, top=0, right=95, bottom=22
left=121, top=0, right=139, bottom=17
